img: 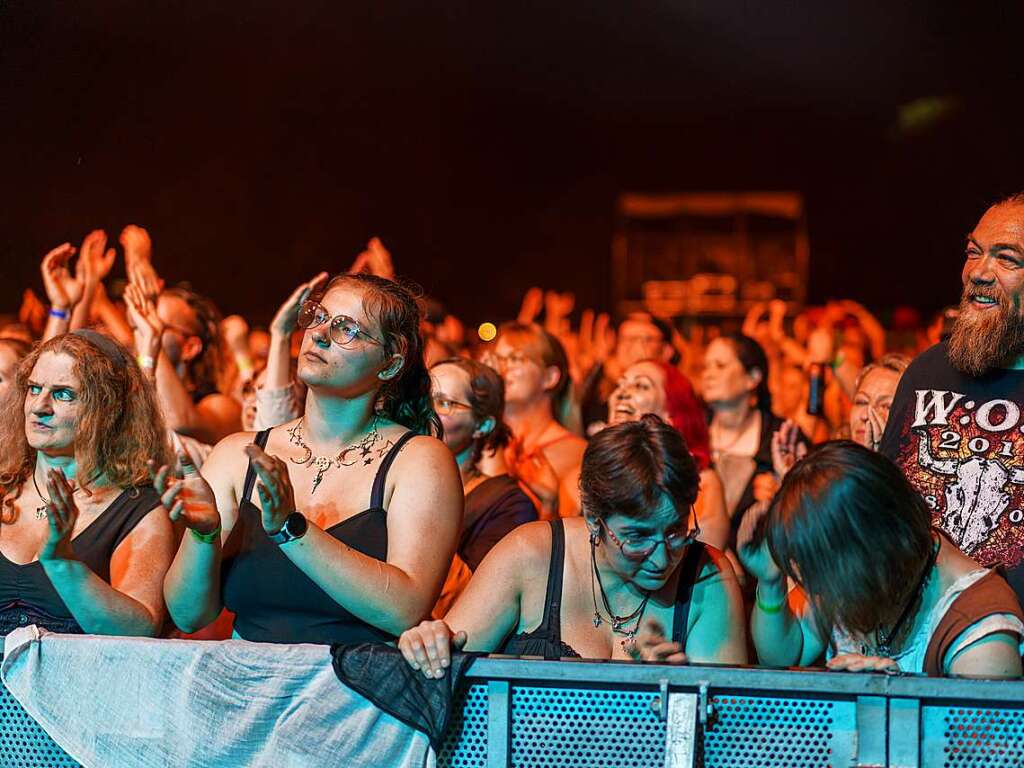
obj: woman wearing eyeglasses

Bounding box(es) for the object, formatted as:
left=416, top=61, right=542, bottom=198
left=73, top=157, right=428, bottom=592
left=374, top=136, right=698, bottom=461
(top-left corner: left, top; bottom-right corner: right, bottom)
left=430, top=358, right=537, bottom=574
left=398, top=415, right=747, bottom=677
left=160, top=273, right=463, bottom=644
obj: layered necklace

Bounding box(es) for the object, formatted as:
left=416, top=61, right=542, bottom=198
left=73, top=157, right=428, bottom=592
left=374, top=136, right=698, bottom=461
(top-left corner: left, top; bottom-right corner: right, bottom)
left=286, top=417, right=384, bottom=494
left=590, top=540, right=651, bottom=654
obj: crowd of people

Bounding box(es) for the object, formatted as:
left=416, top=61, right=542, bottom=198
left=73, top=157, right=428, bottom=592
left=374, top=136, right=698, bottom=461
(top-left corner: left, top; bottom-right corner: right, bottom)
left=1, top=192, right=1023, bottom=684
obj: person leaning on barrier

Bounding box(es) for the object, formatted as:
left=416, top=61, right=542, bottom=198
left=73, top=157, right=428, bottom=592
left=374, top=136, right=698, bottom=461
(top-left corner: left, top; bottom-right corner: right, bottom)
left=398, top=415, right=748, bottom=679
left=158, top=273, right=463, bottom=645
left=738, top=441, right=1024, bottom=678
left=0, top=332, right=176, bottom=636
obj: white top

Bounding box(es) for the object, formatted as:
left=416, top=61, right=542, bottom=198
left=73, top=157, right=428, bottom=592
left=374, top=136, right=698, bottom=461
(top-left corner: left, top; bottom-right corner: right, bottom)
left=830, top=568, right=1024, bottom=674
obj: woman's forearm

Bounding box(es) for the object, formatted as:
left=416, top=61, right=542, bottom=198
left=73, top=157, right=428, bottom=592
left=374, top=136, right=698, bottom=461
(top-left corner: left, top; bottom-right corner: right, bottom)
left=749, top=579, right=805, bottom=666
left=279, top=523, right=443, bottom=636
left=40, top=558, right=161, bottom=636
left=265, top=332, right=292, bottom=391
left=163, top=534, right=224, bottom=633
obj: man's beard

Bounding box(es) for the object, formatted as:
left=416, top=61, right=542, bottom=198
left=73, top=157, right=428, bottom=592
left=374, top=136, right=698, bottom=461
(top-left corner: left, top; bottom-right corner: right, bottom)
left=948, top=286, right=1024, bottom=376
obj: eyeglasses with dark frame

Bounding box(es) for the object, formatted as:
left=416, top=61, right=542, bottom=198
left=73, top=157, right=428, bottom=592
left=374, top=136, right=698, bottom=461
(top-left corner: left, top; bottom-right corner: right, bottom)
left=297, top=300, right=385, bottom=348
left=600, top=506, right=700, bottom=561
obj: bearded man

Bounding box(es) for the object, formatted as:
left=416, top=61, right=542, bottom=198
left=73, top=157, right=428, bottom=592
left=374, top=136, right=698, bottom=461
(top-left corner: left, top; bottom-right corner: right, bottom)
left=881, top=192, right=1024, bottom=603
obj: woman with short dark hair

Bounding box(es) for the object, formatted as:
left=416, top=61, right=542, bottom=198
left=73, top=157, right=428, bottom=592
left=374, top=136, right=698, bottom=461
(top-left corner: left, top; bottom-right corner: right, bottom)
left=398, top=415, right=747, bottom=677
left=739, top=441, right=1023, bottom=677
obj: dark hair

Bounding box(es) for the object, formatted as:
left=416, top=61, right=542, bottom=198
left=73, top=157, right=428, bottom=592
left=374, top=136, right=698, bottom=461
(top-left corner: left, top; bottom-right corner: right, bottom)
left=432, top=357, right=512, bottom=464
left=163, top=286, right=225, bottom=395
left=320, top=273, right=441, bottom=437
left=764, top=441, right=933, bottom=640
left=580, top=414, right=699, bottom=524
left=719, top=333, right=772, bottom=413
left=497, top=321, right=573, bottom=422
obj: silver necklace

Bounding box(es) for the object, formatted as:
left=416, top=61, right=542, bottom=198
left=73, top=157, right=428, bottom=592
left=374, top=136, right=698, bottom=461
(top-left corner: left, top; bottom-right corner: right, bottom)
left=286, top=417, right=383, bottom=494
left=31, top=470, right=82, bottom=520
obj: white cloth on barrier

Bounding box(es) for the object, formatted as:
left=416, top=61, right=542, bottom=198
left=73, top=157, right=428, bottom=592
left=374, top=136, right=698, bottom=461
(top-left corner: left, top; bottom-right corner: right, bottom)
left=1, top=626, right=434, bottom=768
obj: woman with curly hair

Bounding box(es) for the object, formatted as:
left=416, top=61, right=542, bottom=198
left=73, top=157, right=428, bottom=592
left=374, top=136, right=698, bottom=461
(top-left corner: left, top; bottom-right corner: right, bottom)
left=0, top=331, right=175, bottom=635
left=160, top=273, right=463, bottom=644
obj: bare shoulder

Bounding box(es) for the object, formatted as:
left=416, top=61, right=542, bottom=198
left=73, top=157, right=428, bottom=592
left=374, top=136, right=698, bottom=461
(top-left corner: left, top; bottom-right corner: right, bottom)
left=485, top=519, right=554, bottom=574
left=695, top=544, right=740, bottom=590
left=201, top=429, right=260, bottom=481
left=544, top=431, right=587, bottom=469
left=388, top=432, right=454, bottom=467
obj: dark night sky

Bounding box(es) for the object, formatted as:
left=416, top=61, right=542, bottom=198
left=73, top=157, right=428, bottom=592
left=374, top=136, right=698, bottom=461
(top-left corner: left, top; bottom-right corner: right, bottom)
left=2, top=1, right=1023, bottom=328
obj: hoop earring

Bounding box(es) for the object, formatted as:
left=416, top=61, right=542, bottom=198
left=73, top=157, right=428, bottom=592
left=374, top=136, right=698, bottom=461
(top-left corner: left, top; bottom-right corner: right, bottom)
left=589, top=528, right=600, bottom=548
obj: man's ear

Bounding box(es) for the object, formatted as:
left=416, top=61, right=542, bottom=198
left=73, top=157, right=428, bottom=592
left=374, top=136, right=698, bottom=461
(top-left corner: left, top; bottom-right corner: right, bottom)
left=378, top=353, right=405, bottom=381
left=181, top=336, right=204, bottom=363
left=541, top=364, right=562, bottom=393
left=472, top=416, right=496, bottom=439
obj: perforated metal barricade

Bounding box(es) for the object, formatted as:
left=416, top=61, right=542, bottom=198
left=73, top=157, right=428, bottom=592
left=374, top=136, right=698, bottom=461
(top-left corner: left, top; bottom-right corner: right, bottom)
left=0, top=651, right=81, bottom=768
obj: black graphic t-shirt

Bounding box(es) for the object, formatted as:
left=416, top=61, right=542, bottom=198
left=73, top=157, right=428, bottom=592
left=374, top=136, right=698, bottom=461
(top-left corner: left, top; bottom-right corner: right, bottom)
left=880, top=343, right=1024, bottom=593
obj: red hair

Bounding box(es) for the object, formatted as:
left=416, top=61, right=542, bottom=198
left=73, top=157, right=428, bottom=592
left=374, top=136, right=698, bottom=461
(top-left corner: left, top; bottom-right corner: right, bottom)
left=652, top=360, right=711, bottom=472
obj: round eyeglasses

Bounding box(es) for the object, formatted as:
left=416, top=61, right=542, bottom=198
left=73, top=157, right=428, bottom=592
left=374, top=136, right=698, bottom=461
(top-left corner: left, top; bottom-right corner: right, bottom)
left=297, top=300, right=385, bottom=348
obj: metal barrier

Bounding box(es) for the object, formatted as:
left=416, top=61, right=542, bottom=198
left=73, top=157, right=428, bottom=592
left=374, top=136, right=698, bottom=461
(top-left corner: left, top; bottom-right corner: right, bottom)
left=3, top=650, right=1024, bottom=767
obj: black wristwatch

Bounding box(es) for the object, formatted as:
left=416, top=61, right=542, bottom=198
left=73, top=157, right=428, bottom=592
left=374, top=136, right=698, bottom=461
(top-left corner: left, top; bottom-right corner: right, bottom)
left=268, top=512, right=308, bottom=546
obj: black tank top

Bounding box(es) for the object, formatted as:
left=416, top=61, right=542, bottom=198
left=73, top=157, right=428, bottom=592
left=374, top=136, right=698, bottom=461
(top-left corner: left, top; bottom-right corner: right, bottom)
left=501, top=519, right=705, bottom=660
left=0, top=486, right=161, bottom=635
left=222, top=428, right=416, bottom=645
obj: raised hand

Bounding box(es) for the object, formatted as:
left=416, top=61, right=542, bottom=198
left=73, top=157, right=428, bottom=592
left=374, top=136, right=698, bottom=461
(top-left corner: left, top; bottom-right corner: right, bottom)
left=18, top=288, right=48, bottom=335
left=124, top=282, right=165, bottom=360
left=735, top=500, right=782, bottom=586
left=863, top=406, right=886, bottom=452
left=121, top=225, right=163, bottom=301
left=37, top=468, right=80, bottom=562
left=516, top=287, right=544, bottom=325
left=75, top=229, right=116, bottom=288
left=349, top=237, right=395, bottom=279
left=397, top=618, right=468, bottom=679
left=150, top=453, right=221, bottom=536
left=543, top=290, right=575, bottom=336
left=770, top=420, right=807, bottom=479
left=244, top=444, right=297, bottom=535
left=270, top=272, right=329, bottom=337
left=633, top=617, right=687, bottom=663
left=41, top=243, right=83, bottom=310
left=577, top=309, right=614, bottom=376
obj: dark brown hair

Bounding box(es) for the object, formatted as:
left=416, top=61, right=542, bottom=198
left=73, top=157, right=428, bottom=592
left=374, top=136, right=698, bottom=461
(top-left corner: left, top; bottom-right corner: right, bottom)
left=765, top=440, right=933, bottom=639
left=320, top=273, right=441, bottom=437
left=718, top=333, right=772, bottom=413
left=432, top=357, right=512, bottom=464
left=580, top=414, right=699, bottom=524
left=163, top=285, right=226, bottom=395
left=497, top=321, right=574, bottom=425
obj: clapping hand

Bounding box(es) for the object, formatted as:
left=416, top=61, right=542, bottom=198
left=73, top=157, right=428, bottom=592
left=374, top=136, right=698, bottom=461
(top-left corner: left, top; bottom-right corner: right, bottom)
left=41, top=243, right=83, bottom=310
left=37, top=469, right=80, bottom=562
left=150, top=453, right=221, bottom=537
left=244, top=444, right=297, bottom=535
left=770, top=420, right=807, bottom=479
left=75, top=229, right=116, bottom=289
left=124, top=282, right=165, bottom=360
left=121, top=225, right=163, bottom=301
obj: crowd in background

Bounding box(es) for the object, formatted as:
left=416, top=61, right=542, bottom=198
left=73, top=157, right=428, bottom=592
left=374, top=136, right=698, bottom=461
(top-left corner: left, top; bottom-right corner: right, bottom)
left=1, top=191, right=1023, bottom=683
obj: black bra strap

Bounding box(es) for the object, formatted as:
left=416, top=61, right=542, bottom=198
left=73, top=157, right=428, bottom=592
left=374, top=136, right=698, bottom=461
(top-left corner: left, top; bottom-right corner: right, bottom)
left=241, top=429, right=272, bottom=505
left=671, top=543, right=706, bottom=646
left=369, top=431, right=417, bottom=510
left=537, top=519, right=567, bottom=657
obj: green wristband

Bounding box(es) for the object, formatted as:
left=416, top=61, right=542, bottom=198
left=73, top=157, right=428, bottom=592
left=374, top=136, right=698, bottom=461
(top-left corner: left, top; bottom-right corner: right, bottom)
left=755, top=584, right=786, bottom=614
left=190, top=525, right=221, bottom=544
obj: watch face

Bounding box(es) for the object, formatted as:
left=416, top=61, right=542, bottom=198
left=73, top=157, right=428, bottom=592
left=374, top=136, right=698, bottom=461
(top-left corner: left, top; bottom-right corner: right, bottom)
left=287, top=511, right=308, bottom=538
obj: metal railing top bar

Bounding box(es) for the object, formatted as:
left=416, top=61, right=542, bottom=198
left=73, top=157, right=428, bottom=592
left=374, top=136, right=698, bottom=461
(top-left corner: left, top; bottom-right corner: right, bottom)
left=469, top=655, right=1024, bottom=703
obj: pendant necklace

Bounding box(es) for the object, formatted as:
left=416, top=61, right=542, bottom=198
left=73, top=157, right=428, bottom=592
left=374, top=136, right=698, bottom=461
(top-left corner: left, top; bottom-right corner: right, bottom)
left=287, top=417, right=383, bottom=494
left=589, top=537, right=651, bottom=653
left=31, top=470, right=83, bottom=520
